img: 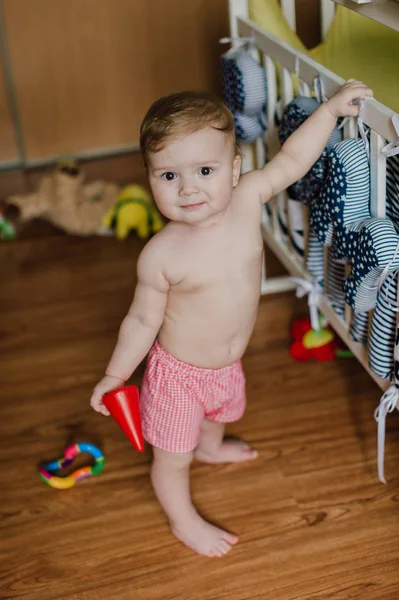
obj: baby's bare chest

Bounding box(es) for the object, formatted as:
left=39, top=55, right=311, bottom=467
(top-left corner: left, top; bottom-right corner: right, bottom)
left=169, top=227, right=263, bottom=293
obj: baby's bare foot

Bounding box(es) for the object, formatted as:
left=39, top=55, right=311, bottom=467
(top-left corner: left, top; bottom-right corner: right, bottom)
left=171, top=514, right=238, bottom=557
left=194, top=439, right=258, bottom=464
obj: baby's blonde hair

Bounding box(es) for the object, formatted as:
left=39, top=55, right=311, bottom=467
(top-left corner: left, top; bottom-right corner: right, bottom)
left=140, top=91, right=238, bottom=167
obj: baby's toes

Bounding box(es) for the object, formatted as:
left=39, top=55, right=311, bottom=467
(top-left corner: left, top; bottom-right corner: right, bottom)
left=218, top=540, right=232, bottom=556
left=223, top=532, right=239, bottom=545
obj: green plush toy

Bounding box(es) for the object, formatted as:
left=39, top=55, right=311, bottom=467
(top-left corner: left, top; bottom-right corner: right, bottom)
left=0, top=213, right=16, bottom=240
left=102, top=184, right=164, bottom=240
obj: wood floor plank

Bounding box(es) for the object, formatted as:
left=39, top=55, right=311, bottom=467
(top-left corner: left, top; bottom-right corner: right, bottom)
left=1, top=233, right=399, bottom=600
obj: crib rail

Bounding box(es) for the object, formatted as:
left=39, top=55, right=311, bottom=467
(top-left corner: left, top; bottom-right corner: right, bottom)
left=236, top=15, right=397, bottom=141
left=229, top=2, right=399, bottom=393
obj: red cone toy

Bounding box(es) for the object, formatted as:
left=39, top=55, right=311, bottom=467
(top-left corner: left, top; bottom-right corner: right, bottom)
left=103, top=385, right=144, bottom=452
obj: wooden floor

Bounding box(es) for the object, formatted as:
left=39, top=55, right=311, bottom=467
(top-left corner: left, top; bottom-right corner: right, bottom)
left=1, top=230, right=399, bottom=600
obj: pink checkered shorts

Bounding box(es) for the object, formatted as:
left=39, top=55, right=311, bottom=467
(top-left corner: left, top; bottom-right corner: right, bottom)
left=140, top=341, right=246, bottom=453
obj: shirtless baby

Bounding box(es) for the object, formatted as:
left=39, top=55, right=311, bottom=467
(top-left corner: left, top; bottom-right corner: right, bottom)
left=90, top=80, right=372, bottom=557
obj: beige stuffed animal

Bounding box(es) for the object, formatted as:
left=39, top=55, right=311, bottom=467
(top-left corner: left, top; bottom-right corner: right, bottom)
left=6, top=162, right=119, bottom=236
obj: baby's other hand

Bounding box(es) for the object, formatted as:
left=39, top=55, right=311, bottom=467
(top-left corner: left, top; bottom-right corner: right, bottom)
left=90, top=374, right=125, bottom=416
left=326, top=79, right=373, bottom=119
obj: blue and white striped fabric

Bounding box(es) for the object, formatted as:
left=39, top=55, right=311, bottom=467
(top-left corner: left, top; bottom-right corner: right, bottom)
left=343, top=217, right=399, bottom=312
left=315, top=138, right=370, bottom=251
left=394, top=326, right=399, bottom=388
left=306, top=227, right=324, bottom=285
left=220, top=50, right=267, bottom=116
left=288, top=200, right=306, bottom=261
left=305, top=234, right=369, bottom=344
left=325, top=249, right=368, bottom=344
left=276, top=97, right=337, bottom=263
left=386, top=154, right=399, bottom=227
left=326, top=250, right=345, bottom=318
left=369, top=272, right=398, bottom=379
left=350, top=312, right=369, bottom=345
left=279, top=102, right=350, bottom=332
left=367, top=156, right=399, bottom=379
left=313, top=136, right=399, bottom=313
left=234, top=109, right=268, bottom=143
left=278, top=97, right=342, bottom=264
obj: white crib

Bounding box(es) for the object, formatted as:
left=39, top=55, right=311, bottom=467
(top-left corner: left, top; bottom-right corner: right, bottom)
left=228, top=0, right=399, bottom=480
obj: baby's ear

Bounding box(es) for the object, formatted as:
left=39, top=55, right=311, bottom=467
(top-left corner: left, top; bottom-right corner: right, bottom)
left=232, top=155, right=241, bottom=187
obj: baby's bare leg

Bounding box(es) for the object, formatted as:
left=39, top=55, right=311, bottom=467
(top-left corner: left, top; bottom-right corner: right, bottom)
left=194, top=419, right=258, bottom=463
left=151, top=446, right=238, bottom=557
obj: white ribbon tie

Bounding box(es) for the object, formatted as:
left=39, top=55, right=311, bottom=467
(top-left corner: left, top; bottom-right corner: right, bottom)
left=292, top=277, right=322, bottom=331
left=374, top=385, right=399, bottom=484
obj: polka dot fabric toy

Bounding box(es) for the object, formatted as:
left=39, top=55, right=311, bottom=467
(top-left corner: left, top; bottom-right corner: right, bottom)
left=234, top=110, right=268, bottom=143
left=279, top=98, right=369, bottom=344
left=343, top=217, right=399, bottom=313
left=369, top=155, right=399, bottom=380
left=221, top=49, right=267, bottom=115
left=278, top=96, right=342, bottom=269
left=369, top=272, right=397, bottom=379
left=315, top=138, right=369, bottom=253
left=220, top=48, right=268, bottom=143
left=278, top=97, right=342, bottom=208
left=318, top=137, right=399, bottom=313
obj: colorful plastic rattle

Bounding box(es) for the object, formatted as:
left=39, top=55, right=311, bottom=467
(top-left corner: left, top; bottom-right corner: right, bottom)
left=103, top=385, right=144, bottom=452
left=39, top=442, right=105, bottom=490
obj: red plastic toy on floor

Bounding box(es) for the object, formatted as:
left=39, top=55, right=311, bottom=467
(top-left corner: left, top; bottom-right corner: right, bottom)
left=290, top=317, right=335, bottom=361
left=103, top=385, right=144, bottom=452
left=289, top=317, right=351, bottom=362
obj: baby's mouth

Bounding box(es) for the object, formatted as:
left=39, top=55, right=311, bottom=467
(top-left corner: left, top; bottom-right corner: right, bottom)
left=180, top=202, right=205, bottom=210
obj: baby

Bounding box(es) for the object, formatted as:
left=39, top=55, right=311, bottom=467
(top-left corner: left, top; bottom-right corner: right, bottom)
left=90, top=80, right=372, bottom=557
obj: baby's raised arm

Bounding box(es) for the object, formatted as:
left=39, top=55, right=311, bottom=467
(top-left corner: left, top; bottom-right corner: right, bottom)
left=90, top=239, right=170, bottom=415
left=241, top=80, right=373, bottom=204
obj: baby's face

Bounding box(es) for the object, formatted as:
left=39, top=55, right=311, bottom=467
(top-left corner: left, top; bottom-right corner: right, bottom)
left=147, top=127, right=240, bottom=227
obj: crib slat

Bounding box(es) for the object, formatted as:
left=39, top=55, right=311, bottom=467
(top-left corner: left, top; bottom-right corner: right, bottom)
left=281, top=0, right=296, bottom=31
left=240, top=142, right=255, bottom=174
left=228, top=0, right=249, bottom=40
left=370, top=130, right=387, bottom=218
left=255, top=136, right=266, bottom=170
left=296, top=79, right=311, bottom=255
left=263, top=54, right=281, bottom=238
left=344, top=117, right=357, bottom=140
left=279, top=67, right=295, bottom=245
left=321, top=0, right=335, bottom=40
left=264, top=55, right=277, bottom=144
left=299, top=80, right=311, bottom=97
left=281, top=67, right=294, bottom=106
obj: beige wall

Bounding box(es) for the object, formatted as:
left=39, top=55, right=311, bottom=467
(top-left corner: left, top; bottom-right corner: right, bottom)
left=0, top=0, right=229, bottom=163
left=0, top=0, right=320, bottom=174
left=0, top=53, right=19, bottom=161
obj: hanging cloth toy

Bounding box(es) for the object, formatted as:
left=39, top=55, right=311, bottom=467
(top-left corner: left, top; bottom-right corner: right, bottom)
left=374, top=254, right=399, bottom=484
left=220, top=35, right=268, bottom=143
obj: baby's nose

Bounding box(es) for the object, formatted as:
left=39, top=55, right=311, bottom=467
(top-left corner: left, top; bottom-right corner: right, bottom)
left=179, top=178, right=199, bottom=197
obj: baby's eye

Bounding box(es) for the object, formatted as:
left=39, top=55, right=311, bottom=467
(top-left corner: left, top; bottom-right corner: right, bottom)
left=162, top=172, right=176, bottom=181
left=199, top=166, right=213, bottom=176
